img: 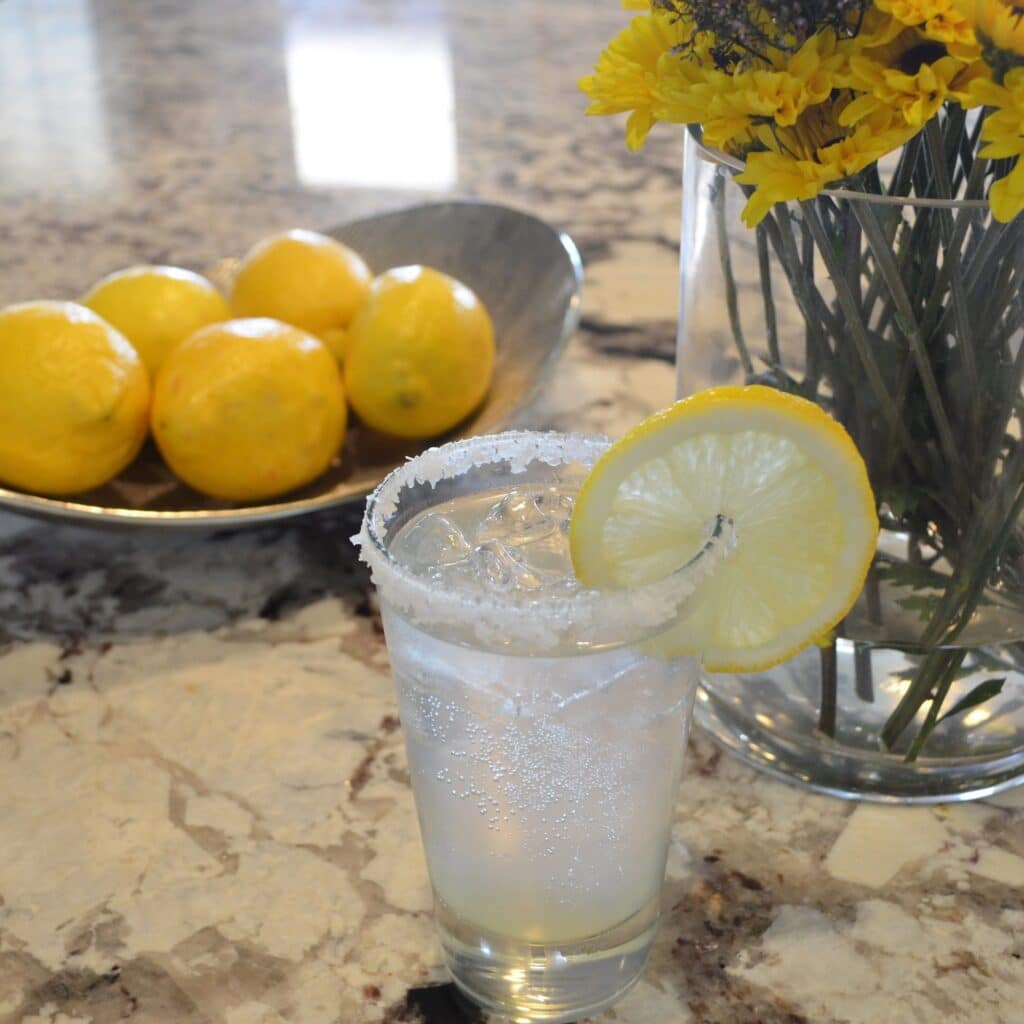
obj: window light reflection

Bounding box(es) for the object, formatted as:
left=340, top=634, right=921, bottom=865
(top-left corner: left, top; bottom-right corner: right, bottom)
left=0, top=1, right=116, bottom=194
left=284, top=26, right=457, bottom=189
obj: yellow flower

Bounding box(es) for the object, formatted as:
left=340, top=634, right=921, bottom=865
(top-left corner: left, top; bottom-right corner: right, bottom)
left=736, top=111, right=917, bottom=226
left=735, top=151, right=837, bottom=226
left=955, top=0, right=1024, bottom=58
left=653, top=30, right=846, bottom=154
left=876, top=0, right=980, bottom=57
left=852, top=9, right=912, bottom=48
left=839, top=51, right=965, bottom=127
left=579, top=13, right=692, bottom=150
left=720, top=32, right=845, bottom=127
left=877, top=0, right=952, bottom=24
left=820, top=110, right=920, bottom=178
left=965, top=66, right=1024, bottom=219
left=621, top=0, right=652, bottom=8
left=990, top=159, right=1024, bottom=220
left=967, top=66, right=1024, bottom=152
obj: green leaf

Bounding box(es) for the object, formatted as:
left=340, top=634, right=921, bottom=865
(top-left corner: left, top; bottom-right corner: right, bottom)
left=911, top=677, right=1006, bottom=753
left=935, top=678, right=1006, bottom=726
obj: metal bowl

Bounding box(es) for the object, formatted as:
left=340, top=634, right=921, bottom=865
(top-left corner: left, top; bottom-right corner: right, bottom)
left=0, top=200, right=583, bottom=528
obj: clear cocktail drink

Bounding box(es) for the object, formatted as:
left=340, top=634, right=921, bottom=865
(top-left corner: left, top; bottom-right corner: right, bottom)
left=358, top=432, right=724, bottom=1022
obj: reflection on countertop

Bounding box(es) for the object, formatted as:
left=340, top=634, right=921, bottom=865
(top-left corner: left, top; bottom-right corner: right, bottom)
left=1, top=2, right=1023, bottom=1023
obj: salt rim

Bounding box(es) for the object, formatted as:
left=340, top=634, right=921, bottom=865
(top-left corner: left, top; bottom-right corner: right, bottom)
left=355, top=430, right=733, bottom=652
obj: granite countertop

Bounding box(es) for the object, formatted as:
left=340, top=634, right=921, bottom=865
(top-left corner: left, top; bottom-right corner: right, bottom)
left=1, top=3, right=1023, bottom=1022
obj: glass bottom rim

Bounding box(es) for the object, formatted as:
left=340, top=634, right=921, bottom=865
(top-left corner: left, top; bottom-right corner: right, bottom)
left=448, top=969, right=646, bottom=1024
left=436, top=895, right=659, bottom=1022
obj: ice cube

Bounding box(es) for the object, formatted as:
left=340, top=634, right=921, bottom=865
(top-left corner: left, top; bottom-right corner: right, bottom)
left=472, top=540, right=566, bottom=592
left=476, top=489, right=574, bottom=547
left=397, top=513, right=472, bottom=574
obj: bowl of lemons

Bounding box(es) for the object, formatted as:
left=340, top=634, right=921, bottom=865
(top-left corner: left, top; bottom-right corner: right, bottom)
left=0, top=200, right=582, bottom=527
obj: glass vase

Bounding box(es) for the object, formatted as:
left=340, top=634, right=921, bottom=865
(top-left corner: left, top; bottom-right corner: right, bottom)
left=678, top=129, right=1024, bottom=802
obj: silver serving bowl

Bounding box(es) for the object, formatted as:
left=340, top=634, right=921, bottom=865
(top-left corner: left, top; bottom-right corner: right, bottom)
left=0, top=200, right=583, bottom=528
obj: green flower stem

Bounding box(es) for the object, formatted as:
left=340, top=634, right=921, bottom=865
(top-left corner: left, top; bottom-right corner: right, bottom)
left=924, top=121, right=980, bottom=460
left=801, top=200, right=930, bottom=480
left=755, top=224, right=781, bottom=369
left=843, top=201, right=863, bottom=309
left=713, top=175, right=754, bottom=377
left=771, top=203, right=844, bottom=340
left=851, top=198, right=971, bottom=498
left=755, top=206, right=838, bottom=394
left=975, top=226, right=1024, bottom=334
left=860, top=134, right=923, bottom=325
left=878, top=342, right=917, bottom=486
left=882, top=449, right=1024, bottom=752
left=978, top=313, right=1024, bottom=503
left=819, top=643, right=838, bottom=738
left=945, top=217, right=1024, bottom=328
left=854, top=569, right=879, bottom=702
left=916, top=154, right=990, bottom=344
left=903, top=649, right=970, bottom=759
left=800, top=218, right=827, bottom=397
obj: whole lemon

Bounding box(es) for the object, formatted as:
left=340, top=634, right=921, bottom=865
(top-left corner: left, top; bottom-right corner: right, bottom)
left=344, top=266, right=495, bottom=440
left=81, top=265, right=231, bottom=374
left=229, top=229, right=372, bottom=361
left=151, top=318, right=347, bottom=502
left=0, top=301, right=150, bottom=495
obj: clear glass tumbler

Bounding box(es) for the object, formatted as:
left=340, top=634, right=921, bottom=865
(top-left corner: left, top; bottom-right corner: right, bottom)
left=357, top=431, right=724, bottom=1022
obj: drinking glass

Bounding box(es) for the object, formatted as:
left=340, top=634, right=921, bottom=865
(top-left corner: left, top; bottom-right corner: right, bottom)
left=357, top=431, right=726, bottom=1022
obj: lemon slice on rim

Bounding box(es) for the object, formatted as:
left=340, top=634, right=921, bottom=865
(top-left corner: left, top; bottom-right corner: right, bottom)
left=569, top=385, right=878, bottom=671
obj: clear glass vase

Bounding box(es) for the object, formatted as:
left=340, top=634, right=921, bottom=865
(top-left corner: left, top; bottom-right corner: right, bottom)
left=678, top=129, right=1024, bottom=802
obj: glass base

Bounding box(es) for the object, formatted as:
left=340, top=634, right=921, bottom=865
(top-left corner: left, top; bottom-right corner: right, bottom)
left=694, top=643, right=1024, bottom=804
left=436, top=897, right=658, bottom=1023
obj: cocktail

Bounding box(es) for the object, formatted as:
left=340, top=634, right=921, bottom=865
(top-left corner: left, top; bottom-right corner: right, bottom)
left=358, top=431, right=727, bottom=1019
left=358, top=391, right=876, bottom=1021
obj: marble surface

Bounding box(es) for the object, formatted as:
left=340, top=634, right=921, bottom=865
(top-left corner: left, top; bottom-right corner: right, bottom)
left=1, top=2, right=1023, bottom=1022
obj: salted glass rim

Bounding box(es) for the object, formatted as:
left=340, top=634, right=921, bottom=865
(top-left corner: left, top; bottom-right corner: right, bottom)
left=355, top=430, right=730, bottom=651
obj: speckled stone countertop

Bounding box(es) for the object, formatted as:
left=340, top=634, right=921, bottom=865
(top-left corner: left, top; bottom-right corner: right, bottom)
left=2, top=3, right=1023, bottom=1023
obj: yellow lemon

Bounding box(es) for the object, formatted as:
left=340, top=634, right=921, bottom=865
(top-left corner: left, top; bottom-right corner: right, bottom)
left=344, top=265, right=495, bottom=440
left=569, top=386, right=878, bottom=671
left=0, top=301, right=150, bottom=495
left=151, top=318, right=346, bottom=502
left=81, top=264, right=231, bottom=374
left=229, top=229, right=372, bottom=360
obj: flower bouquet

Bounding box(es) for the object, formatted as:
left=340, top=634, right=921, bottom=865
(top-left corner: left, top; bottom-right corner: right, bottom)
left=582, top=0, right=1024, bottom=795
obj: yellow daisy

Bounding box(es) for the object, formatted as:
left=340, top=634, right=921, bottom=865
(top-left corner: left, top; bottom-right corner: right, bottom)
left=989, top=158, right=1024, bottom=220
left=719, top=32, right=846, bottom=128
left=736, top=110, right=917, bottom=226
left=951, top=66, right=1024, bottom=218
left=876, top=0, right=978, bottom=54
left=735, top=151, right=838, bottom=226
left=955, top=0, right=1024, bottom=58
left=652, top=38, right=761, bottom=150
left=839, top=51, right=965, bottom=127
left=579, top=13, right=692, bottom=150
left=654, top=30, right=846, bottom=154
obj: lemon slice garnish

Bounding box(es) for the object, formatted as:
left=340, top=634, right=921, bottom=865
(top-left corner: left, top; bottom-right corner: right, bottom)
left=569, top=385, right=878, bottom=671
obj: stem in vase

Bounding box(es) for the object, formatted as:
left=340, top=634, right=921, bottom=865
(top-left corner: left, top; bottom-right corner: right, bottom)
left=819, top=642, right=838, bottom=738
left=881, top=458, right=1024, bottom=753
left=713, top=174, right=754, bottom=377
